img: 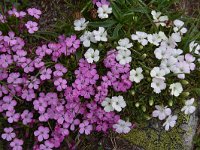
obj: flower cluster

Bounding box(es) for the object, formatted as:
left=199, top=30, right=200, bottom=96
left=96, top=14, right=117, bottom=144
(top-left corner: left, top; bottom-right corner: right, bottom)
left=0, top=1, right=199, bottom=149
left=0, top=5, right=132, bottom=149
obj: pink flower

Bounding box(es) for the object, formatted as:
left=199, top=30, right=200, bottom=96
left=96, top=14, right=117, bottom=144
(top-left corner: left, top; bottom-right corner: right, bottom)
left=21, top=58, right=35, bottom=73
left=0, top=54, right=13, bottom=68
left=25, top=21, right=38, bottom=34
left=4, top=31, right=17, bottom=46
left=6, top=110, right=20, bottom=123
left=1, top=127, right=16, bottom=141
left=7, top=73, right=22, bottom=84
left=54, top=78, right=67, bottom=91
left=40, top=68, right=52, bottom=80
left=21, top=89, right=35, bottom=101
left=33, top=97, right=47, bottom=113
left=96, top=0, right=110, bottom=7
left=34, top=126, right=50, bottom=142
left=79, top=120, right=93, bottom=135
left=26, top=77, right=40, bottom=89
left=53, top=64, right=67, bottom=77
left=8, top=7, right=26, bottom=18
left=34, top=58, right=45, bottom=68
left=10, top=138, right=24, bottom=150
left=0, top=14, right=7, bottom=23
left=2, top=96, right=17, bottom=111
left=39, top=140, right=54, bottom=150
left=21, top=110, right=33, bottom=125
left=27, top=8, right=42, bottom=19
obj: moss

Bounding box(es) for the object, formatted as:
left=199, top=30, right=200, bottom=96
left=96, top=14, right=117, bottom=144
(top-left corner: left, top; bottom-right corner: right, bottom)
left=123, top=113, right=187, bottom=150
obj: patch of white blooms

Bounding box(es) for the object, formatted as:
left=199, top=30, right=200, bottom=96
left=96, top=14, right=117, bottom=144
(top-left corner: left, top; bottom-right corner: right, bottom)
left=93, top=27, right=108, bottom=42
left=151, top=78, right=166, bottom=93
left=131, top=31, right=148, bottom=46
left=181, top=98, right=196, bottom=115
left=129, top=67, right=144, bottom=83
left=80, top=31, right=97, bottom=47
left=152, top=105, right=178, bottom=131
left=131, top=11, right=197, bottom=131
left=84, top=48, right=100, bottom=63
left=74, top=18, right=89, bottom=31
left=113, top=119, right=132, bottom=134
left=163, top=115, right=177, bottom=131
left=151, top=10, right=169, bottom=27
left=116, top=38, right=133, bottom=65
left=97, top=4, right=112, bottom=19
left=189, top=41, right=200, bottom=55
left=169, top=82, right=183, bottom=97
left=101, top=96, right=126, bottom=112
left=152, top=105, right=171, bottom=120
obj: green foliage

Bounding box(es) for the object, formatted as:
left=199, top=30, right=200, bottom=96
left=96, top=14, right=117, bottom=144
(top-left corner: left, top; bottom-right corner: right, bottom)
left=194, top=134, right=200, bottom=150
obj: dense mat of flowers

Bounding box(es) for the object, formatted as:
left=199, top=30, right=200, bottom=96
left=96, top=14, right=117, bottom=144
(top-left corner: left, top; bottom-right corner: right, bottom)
left=0, top=0, right=199, bottom=149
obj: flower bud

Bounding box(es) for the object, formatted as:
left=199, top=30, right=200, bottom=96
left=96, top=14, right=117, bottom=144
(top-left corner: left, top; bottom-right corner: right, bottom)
left=145, top=70, right=150, bottom=75
left=70, top=55, right=75, bottom=61
left=139, top=45, right=143, bottom=50
left=131, top=90, right=135, bottom=96
left=144, top=115, right=151, bottom=120
left=141, top=53, right=147, bottom=59
left=142, top=106, right=146, bottom=112
left=98, top=43, right=104, bottom=49
left=113, top=41, right=118, bottom=46
left=147, top=77, right=151, bottom=82
left=181, top=92, right=190, bottom=97
left=168, top=99, right=173, bottom=106
left=133, top=16, right=138, bottom=22
left=135, top=102, right=140, bottom=108
left=149, top=98, right=154, bottom=106
left=181, top=80, right=189, bottom=85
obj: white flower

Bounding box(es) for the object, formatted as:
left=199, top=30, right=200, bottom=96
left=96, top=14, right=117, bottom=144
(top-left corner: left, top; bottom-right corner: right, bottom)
left=189, top=41, right=200, bottom=55
left=101, top=97, right=114, bottom=112
left=154, top=46, right=172, bottom=60
left=111, top=96, right=126, bottom=112
left=113, top=119, right=132, bottom=134
left=163, top=115, right=177, bottom=131
left=169, top=82, right=183, bottom=97
left=116, top=38, right=133, bottom=51
left=152, top=105, right=171, bottom=120
left=151, top=78, right=166, bottom=93
left=181, top=98, right=196, bottom=115
left=84, top=48, right=100, bottom=63
left=148, top=32, right=167, bottom=46
left=147, top=34, right=161, bottom=46
left=171, top=32, right=182, bottom=43
left=151, top=10, right=168, bottom=27
left=173, top=19, right=187, bottom=34
left=129, top=67, right=144, bottom=83
left=160, top=57, right=177, bottom=74
left=150, top=67, right=166, bottom=79
left=131, top=31, right=148, bottom=46
left=97, top=5, right=112, bottom=19
left=116, top=49, right=132, bottom=65
left=74, top=18, right=89, bottom=31
left=93, top=27, right=108, bottom=42
left=80, top=31, right=97, bottom=47
left=161, top=37, right=177, bottom=49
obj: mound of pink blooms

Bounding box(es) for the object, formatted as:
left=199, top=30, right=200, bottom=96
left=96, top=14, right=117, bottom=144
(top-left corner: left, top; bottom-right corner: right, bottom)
left=0, top=3, right=133, bottom=150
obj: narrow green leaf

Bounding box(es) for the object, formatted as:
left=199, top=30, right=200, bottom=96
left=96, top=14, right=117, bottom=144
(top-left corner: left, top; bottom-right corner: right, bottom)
left=88, top=19, right=117, bottom=28
left=110, top=23, right=123, bottom=40
left=110, top=1, right=123, bottom=21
